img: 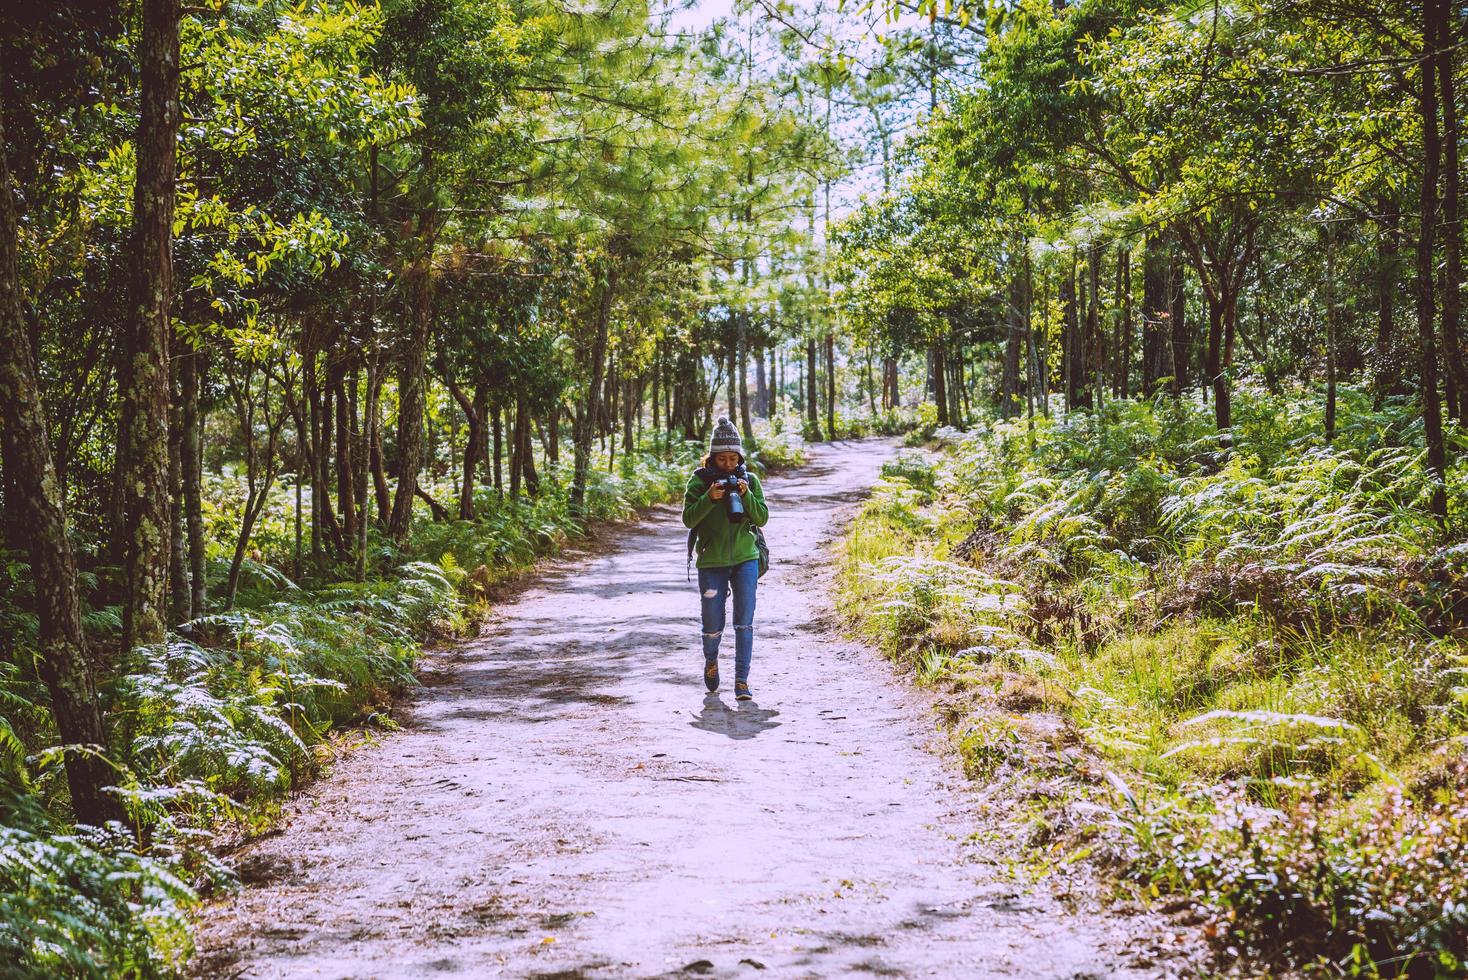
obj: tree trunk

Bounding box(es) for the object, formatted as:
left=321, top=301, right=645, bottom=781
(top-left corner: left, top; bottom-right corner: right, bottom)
left=623, top=375, right=635, bottom=458
left=805, top=337, right=821, bottom=438
left=167, top=366, right=188, bottom=626
left=824, top=332, right=836, bottom=439
left=931, top=340, right=950, bottom=427
left=571, top=268, right=617, bottom=516
left=739, top=326, right=753, bottom=440
left=1169, top=248, right=1189, bottom=396
left=1118, top=246, right=1132, bottom=399
left=1030, top=251, right=1048, bottom=418
left=1203, top=290, right=1233, bottom=431
left=755, top=346, right=768, bottom=417
left=302, top=331, right=342, bottom=561
left=651, top=347, right=662, bottom=437
left=519, top=396, right=540, bottom=496
left=492, top=403, right=504, bottom=497
left=448, top=378, right=484, bottom=520
left=1374, top=197, right=1402, bottom=407
left=1419, top=0, right=1450, bottom=518
left=1087, top=245, right=1102, bottom=408
left=117, top=0, right=181, bottom=650
left=950, top=340, right=966, bottom=423
left=333, top=366, right=357, bottom=548
left=1325, top=234, right=1338, bottom=443
left=356, top=352, right=381, bottom=579
left=0, top=119, right=124, bottom=825
left=389, top=226, right=435, bottom=541
left=1002, top=270, right=1024, bottom=419
left=180, top=346, right=206, bottom=617
left=1141, top=235, right=1168, bottom=396
left=510, top=398, right=524, bottom=498
left=726, top=343, right=737, bottom=424
left=1062, top=262, right=1083, bottom=410
left=1439, top=11, right=1465, bottom=422
left=370, top=420, right=391, bottom=527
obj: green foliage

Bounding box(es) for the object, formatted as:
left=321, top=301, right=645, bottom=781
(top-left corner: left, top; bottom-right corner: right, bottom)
left=0, top=808, right=194, bottom=979
left=839, top=388, right=1468, bottom=973
left=745, top=415, right=808, bottom=471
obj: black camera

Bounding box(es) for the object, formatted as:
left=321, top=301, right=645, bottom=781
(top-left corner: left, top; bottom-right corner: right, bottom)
left=717, top=465, right=747, bottom=523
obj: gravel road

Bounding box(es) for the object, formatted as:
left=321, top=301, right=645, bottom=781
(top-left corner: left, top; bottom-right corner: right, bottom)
left=193, top=438, right=1189, bottom=979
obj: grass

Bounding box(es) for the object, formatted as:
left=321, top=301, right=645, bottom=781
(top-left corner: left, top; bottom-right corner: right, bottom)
left=837, top=385, right=1468, bottom=977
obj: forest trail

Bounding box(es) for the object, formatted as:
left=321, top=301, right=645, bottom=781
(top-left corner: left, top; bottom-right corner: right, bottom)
left=194, top=440, right=1185, bottom=979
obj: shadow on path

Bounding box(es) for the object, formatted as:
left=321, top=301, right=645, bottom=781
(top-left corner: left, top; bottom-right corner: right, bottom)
left=687, top=693, right=782, bottom=739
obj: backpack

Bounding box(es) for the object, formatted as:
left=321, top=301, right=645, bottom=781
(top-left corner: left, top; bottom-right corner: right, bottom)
left=685, top=466, right=770, bottom=581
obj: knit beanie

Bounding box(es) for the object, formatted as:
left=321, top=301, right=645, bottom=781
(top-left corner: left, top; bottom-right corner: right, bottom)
left=709, top=416, right=743, bottom=458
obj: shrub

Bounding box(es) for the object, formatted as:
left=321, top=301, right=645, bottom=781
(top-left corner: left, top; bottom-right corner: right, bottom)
left=839, top=384, right=1468, bottom=974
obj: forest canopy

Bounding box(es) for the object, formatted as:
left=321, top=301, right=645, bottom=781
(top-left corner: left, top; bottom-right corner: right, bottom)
left=7, top=0, right=1468, bottom=975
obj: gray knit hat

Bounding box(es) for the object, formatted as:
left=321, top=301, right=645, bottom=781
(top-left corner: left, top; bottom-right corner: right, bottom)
left=709, top=416, right=743, bottom=458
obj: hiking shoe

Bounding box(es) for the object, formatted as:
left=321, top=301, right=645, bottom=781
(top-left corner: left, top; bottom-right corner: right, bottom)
left=704, top=660, right=720, bottom=693
left=735, top=681, right=753, bottom=701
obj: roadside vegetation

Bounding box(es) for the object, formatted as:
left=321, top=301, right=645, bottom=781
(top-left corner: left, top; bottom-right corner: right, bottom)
left=840, top=389, right=1468, bottom=976
left=0, top=410, right=822, bottom=975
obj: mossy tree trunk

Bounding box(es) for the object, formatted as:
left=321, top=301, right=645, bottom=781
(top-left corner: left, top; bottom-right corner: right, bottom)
left=0, top=106, right=124, bottom=828
left=117, top=0, right=181, bottom=649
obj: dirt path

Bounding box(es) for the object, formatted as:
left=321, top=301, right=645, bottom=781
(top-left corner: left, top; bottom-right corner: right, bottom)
left=195, top=440, right=1188, bottom=979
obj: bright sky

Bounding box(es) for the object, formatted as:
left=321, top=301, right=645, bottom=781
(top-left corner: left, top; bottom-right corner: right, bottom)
left=656, top=0, right=935, bottom=222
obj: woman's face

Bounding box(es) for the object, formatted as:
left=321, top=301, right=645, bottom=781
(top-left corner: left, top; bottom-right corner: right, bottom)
left=712, top=451, right=741, bottom=472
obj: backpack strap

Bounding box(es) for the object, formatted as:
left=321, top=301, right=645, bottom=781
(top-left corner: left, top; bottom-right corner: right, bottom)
left=686, top=468, right=713, bottom=581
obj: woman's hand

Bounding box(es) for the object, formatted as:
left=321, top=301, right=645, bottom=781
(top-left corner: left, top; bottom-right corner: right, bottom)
left=737, top=479, right=749, bottom=496
left=709, top=483, right=726, bottom=500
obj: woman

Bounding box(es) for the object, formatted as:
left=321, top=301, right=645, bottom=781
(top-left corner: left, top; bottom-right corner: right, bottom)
left=681, top=416, right=769, bottom=701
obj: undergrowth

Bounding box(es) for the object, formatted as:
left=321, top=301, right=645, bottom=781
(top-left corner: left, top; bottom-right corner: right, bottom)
left=0, top=445, right=696, bottom=977
left=839, top=385, right=1468, bottom=978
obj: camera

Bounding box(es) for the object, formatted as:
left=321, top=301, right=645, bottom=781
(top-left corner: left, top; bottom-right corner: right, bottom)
left=716, top=465, right=747, bottom=523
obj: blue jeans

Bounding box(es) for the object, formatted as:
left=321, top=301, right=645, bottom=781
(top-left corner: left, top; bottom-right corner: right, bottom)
left=698, top=559, right=759, bottom=682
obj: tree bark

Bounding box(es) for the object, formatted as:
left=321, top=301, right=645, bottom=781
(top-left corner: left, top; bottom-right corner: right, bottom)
left=738, top=324, right=753, bottom=440
left=1118, top=246, right=1132, bottom=399
left=333, top=366, right=357, bottom=548
left=519, top=395, right=540, bottom=496
left=754, top=345, right=768, bottom=417
left=0, top=107, right=124, bottom=827
left=824, top=332, right=836, bottom=438
left=1438, top=8, right=1465, bottom=422
left=1325, top=233, right=1338, bottom=443
left=356, top=351, right=381, bottom=579
left=805, top=337, right=821, bottom=438
left=1169, top=248, right=1189, bottom=396
left=931, top=340, right=950, bottom=427
left=1419, top=0, right=1450, bottom=518
left=726, top=342, right=737, bottom=424
left=492, top=402, right=504, bottom=497
left=1374, top=197, right=1402, bottom=407
left=180, top=345, right=206, bottom=618
left=223, top=369, right=283, bottom=609
left=1062, top=262, right=1084, bottom=410
left=571, top=266, right=617, bottom=516
left=389, top=219, right=436, bottom=540
left=1002, top=270, right=1024, bottom=419
left=167, top=354, right=188, bottom=626
left=117, top=0, right=181, bottom=649
left=1087, top=244, right=1102, bottom=408
left=369, top=420, right=391, bottom=527
left=447, top=377, right=483, bottom=519
left=1141, top=235, right=1168, bottom=396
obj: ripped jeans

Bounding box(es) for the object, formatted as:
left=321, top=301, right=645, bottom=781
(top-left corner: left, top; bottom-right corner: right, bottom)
left=698, top=559, right=759, bottom=682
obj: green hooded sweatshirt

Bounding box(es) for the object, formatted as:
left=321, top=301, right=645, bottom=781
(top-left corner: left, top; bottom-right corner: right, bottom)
left=681, top=469, right=769, bottom=569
